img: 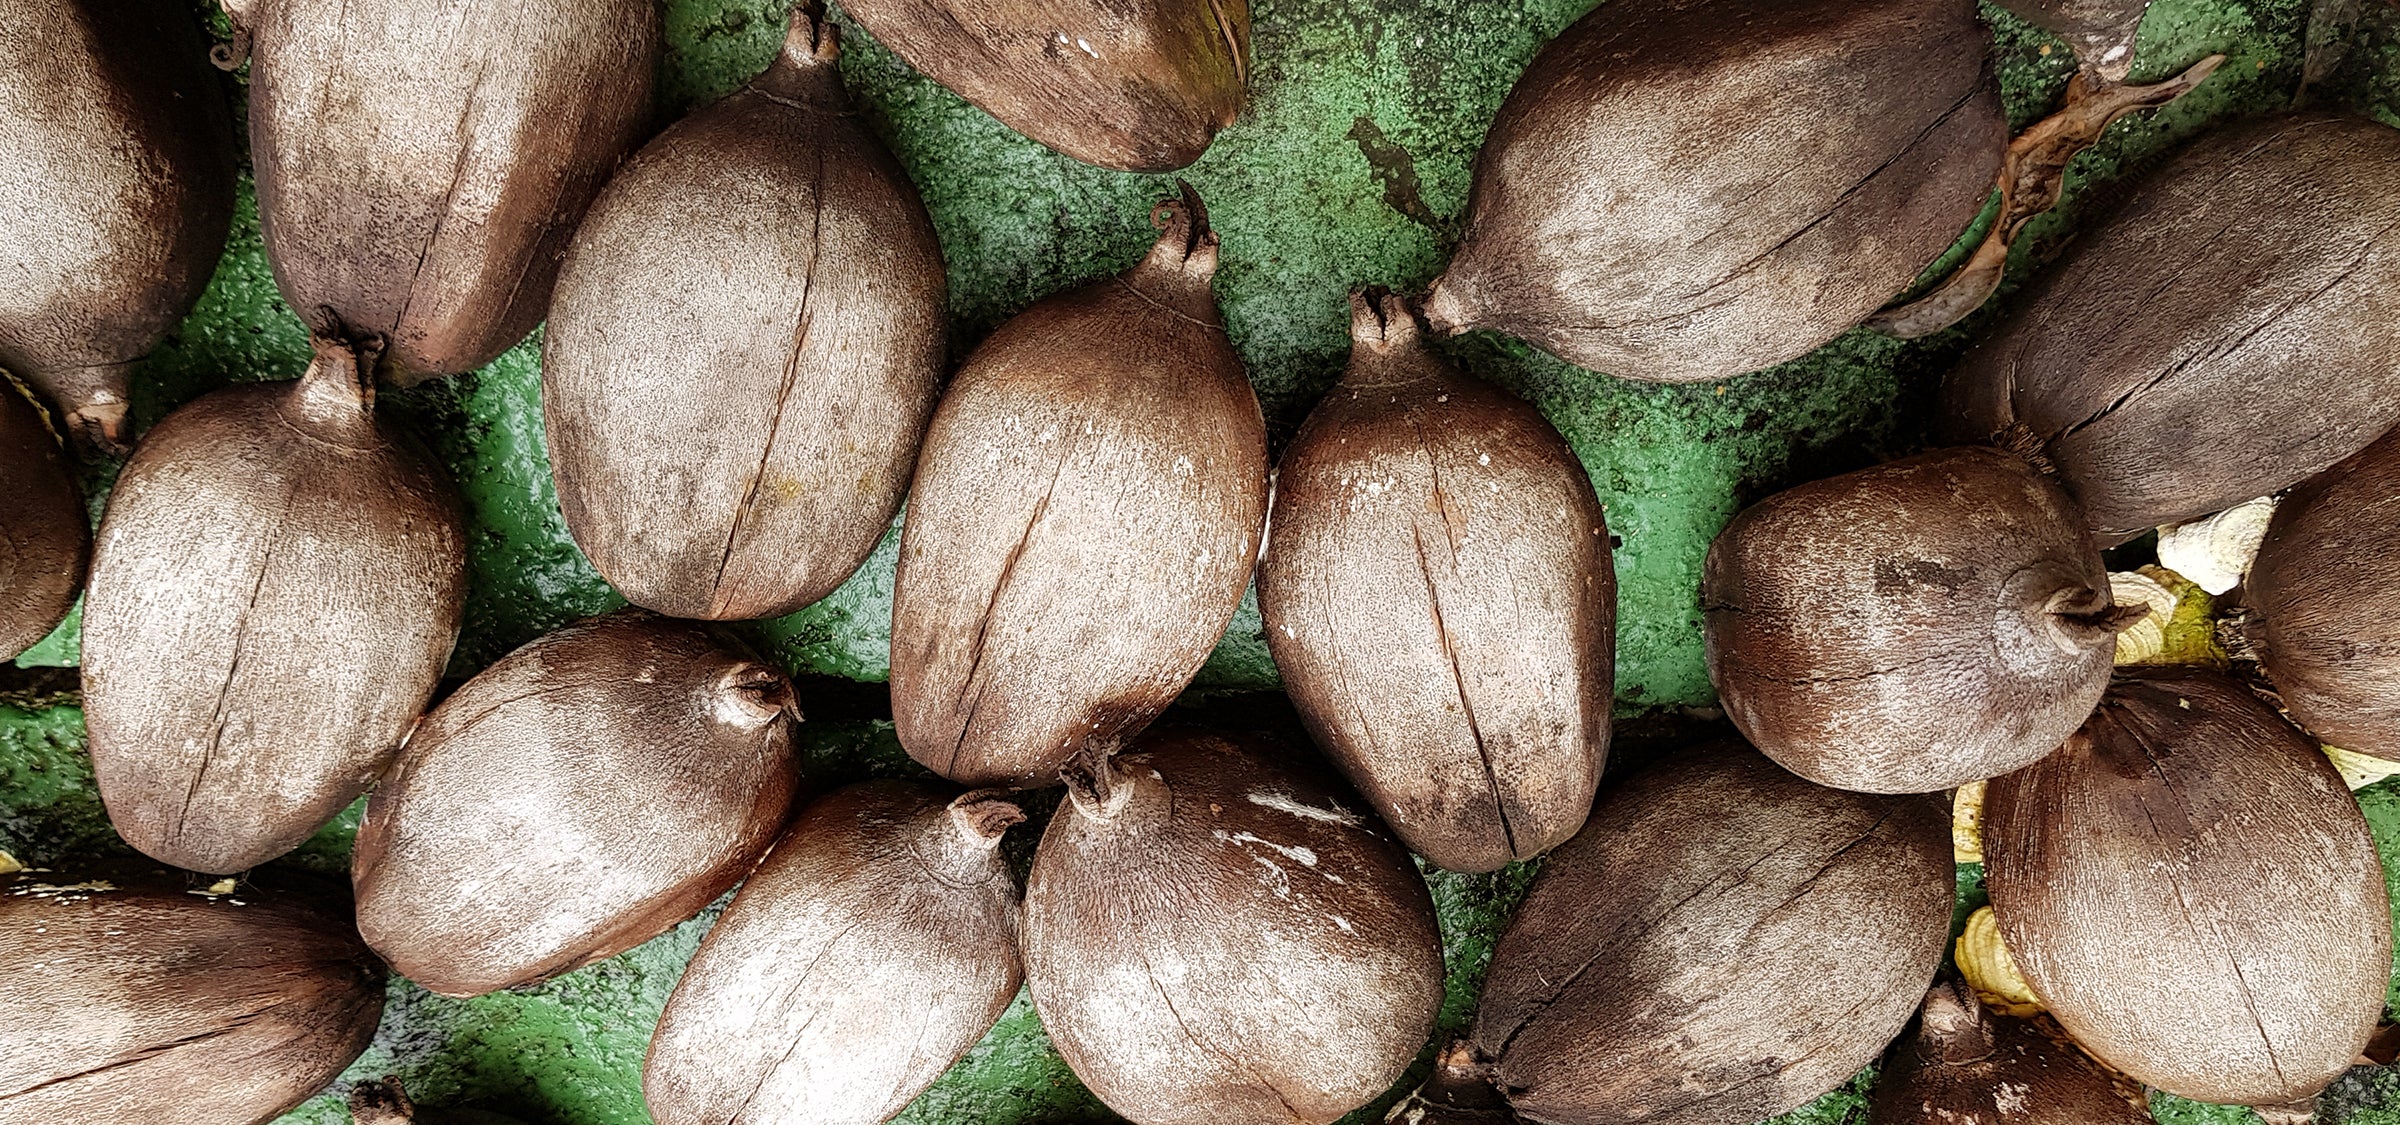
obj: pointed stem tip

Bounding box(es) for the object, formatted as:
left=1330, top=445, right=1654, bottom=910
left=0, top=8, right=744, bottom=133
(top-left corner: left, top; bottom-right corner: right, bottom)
left=1141, top=181, right=1218, bottom=278
left=949, top=790, right=1026, bottom=848
left=1349, top=288, right=1422, bottom=352
left=780, top=0, right=838, bottom=65
left=1062, top=741, right=1134, bottom=821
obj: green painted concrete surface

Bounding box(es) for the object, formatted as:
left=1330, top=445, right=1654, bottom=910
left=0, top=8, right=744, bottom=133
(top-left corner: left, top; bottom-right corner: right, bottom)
left=6, top=0, right=2400, bottom=1121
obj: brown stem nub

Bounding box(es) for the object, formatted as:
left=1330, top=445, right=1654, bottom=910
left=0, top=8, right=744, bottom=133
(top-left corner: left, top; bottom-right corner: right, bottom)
left=1062, top=740, right=1132, bottom=821
left=1349, top=288, right=1420, bottom=351
left=1385, top=1042, right=1513, bottom=1125
left=949, top=789, right=1026, bottom=849
left=715, top=663, right=800, bottom=727
left=1148, top=181, right=1214, bottom=261
left=778, top=1, right=838, bottom=67
left=1921, top=980, right=2000, bottom=1066
left=1869, top=54, right=2225, bottom=339
left=347, top=1079, right=416, bottom=1125
left=1995, top=422, right=2058, bottom=478
left=290, top=332, right=380, bottom=434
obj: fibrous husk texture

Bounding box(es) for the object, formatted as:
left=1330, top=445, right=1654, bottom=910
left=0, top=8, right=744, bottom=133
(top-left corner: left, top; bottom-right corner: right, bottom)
left=1982, top=667, right=2390, bottom=1107
left=0, top=382, right=86, bottom=661
left=645, top=781, right=1023, bottom=1125
left=1262, top=291, right=1612, bottom=872
left=352, top=610, right=800, bottom=997
left=1423, top=0, right=2004, bottom=384
left=2246, top=425, right=2400, bottom=762
left=1942, top=111, right=2400, bottom=542
left=545, top=9, right=946, bottom=622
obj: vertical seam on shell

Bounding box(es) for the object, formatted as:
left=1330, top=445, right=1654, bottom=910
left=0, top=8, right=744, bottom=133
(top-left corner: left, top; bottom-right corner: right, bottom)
left=175, top=526, right=285, bottom=853
left=708, top=119, right=832, bottom=615
left=1404, top=416, right=1518, bottom=861
left=945, top=459, right=1064, bottom=777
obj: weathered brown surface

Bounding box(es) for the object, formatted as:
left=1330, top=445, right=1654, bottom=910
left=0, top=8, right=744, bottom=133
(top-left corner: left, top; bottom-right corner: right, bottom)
left=1867, top=982, right=2150, bottom=1125
left=242, top=0, right=658, bottom=384
left=0, top=0, right=234, bottom=451
left=1261, top=292, right=1611, bottom=872
left=646, top=782, right=1022, bottom=1125
left=2247, top=426, right=2400, bottom=761
left=1941, top=112, right=2400, bottom=542
left=1469, top=741, right=1952, bottom=1125
left=353, top=611, right=800, bottom=997
left=545, top=9, right=945, bottom=622
left=1422, top=0, right=2003, bottom=384
left=82, top=338, right=467, bottom=875
left=1982, top=667, right=2389, bottom=1107
left=837, top=0, right=1249, bottom=171
left=0, top=383, right=86, bottom=662
left=1022, top=729, right=1444, bottom=1125
left=1703, top=447, right=2121, bottom=794
left=890, top=194, right=1268, bottom=788
left=0, top=871, right=384, bottom=1125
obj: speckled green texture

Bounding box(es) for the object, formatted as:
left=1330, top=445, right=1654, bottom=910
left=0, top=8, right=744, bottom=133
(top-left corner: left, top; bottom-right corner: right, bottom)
left=5, top=0, right=2400, bottom=1122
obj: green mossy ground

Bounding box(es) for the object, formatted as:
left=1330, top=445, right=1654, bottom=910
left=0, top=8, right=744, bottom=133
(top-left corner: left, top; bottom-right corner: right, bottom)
left=6, top=0, right=2400, bottom=1121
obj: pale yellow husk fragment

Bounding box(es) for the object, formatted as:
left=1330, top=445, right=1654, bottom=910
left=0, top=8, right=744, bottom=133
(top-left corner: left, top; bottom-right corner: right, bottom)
left=1958, top=905, right=2043, bottom=1017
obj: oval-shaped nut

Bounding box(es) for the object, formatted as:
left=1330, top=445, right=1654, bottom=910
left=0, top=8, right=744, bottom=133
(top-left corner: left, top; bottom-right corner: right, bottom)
left=244, top=0, right=658, bottom=383
left=1448, top=741, right=1953, bottom=1125
left=0, top=381, right=86, bottom=661
left=1423, top=0, right=2003, bottom=383
left=545, top=7, right=946, bottom=622
left=353, top=611, right=800, bottom=997
left=1982, top=667, right=2389, bottom=1107
left=1704, top=447, right=2125, bottom=794
left=890, top=192, right=1268, bottom=788
left=82, top=337, right=467, bottom=875
left=0, top=870, right=385, bottom=1125
left=2246, top=426, right=2400, bottom=761
left=1942, top=112, right=2400, bottom=542
left=1022, top=729, right=1444, bottom=1125
left=836, top=0, right=1248, bottom=171
left=0, top=0, right=235, bottom=451
left=1868, top=980, right=2150, bottom=1125
left=645, top=782, right=1023, bottom=1125
left=1261, top=292, right=1613, bottom=873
